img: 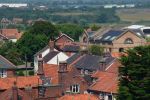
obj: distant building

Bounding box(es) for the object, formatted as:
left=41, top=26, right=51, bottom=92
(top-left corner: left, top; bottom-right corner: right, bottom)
left=0, top=29, right=22, bottom=42
left=12, top=18, right=23, bottom=24
left=0, top=3, right=28, bottom=8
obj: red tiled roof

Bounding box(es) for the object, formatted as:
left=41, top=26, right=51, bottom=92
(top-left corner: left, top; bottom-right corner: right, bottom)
left=90, top=71, right=118, bottom=94
left=90, top=60, right=121, bottom=94
left=0, top=29, right=22, bottom=39
left=58, top=94, right=99, bottom=100
left=111, top=52, right=127, bottom=58
left=0, top=76, right=41, bottom=90
left=43, top=64, right=59, bottom=84
left=0, top=88, right=31, bottom=100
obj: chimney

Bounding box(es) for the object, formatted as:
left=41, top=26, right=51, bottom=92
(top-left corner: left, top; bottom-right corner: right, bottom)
left=49, top=40, right=54, bottom=51
left=58, top=61, right=68, bottom=94
left=37, top=54, right=44, bottom=76
left=99, top=58, right=106, bottom=71
left=58, top=61, right=68, bottom=73
left=12, top=81, right=18, bottom=100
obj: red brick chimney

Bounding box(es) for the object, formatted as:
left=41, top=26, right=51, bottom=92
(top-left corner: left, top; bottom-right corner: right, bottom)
left=37, top=54, right=44, bottom=76
left=49, top=40, right=54, bottom=51
left=12, top=81, right=18, bottom=100
left=58, top=61, right=68, bottom=89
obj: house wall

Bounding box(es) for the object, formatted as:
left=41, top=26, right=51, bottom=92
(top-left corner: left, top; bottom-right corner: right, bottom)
left=7, top=70, right=15, bottom=77
left=103, top=31, right=146, bottom=53
left=10, top=39, right=17, bottom=42
left=34, top=48, right=50, bottom=73
left=47, top=52, right=69, bottom=65
left=56, top=35, right=73, bottom=44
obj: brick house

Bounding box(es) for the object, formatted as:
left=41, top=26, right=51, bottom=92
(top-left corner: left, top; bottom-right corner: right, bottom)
left=0, top=29, right=22, bottom=42
left=88, top=60, right=121, bottom=100
left=0, top=55, right=16, bottom=78
left=87, top=30, right=146, bottom=53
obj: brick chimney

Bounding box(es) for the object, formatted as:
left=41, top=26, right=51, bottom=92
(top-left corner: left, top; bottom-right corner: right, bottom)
left=58, top=61, right=68, bottom=73
left=49, top=40, right=54, bottom=51
left=12, top=81, right=18, bottom=100
left=58, top=61, right=68, bottom=92
left=99, top=58, right=106, bottom=71
left=37, top=54, right=44, bottom=76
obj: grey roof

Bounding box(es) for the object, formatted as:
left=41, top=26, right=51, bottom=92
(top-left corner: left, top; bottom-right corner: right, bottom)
left=0, top=55, right=16, bottom=69
left=73, top=54, right=115, bottom=71
left=34, top=45, right=49, bottom=57
left=95, top=30, right=124, bottom=44
left=62, top=45, right=80, bottom=52
left=43, top=51, right=59, bottom=63
left=67, top=53, right=81, bottom=65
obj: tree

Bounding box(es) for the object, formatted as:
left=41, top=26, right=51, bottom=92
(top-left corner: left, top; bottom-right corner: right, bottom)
left=118, top=46, right=150, bottom=100
left=56, top=23, right=84, bottom=41
left=89, top=45, right=104, bottom=56
left=0, top=41, right=23, bottom=65
left=28, top=21, right=58, bottom=40
left=17, top=21, right=58, bottom=61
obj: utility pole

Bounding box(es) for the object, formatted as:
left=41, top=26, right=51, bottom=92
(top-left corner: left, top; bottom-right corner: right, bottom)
left=25, top=54, right=28, bottom=76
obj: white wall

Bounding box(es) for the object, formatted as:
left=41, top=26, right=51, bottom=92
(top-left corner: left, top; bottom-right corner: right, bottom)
left=34, top=48, right=50, bottom=73
left=47, top=52, right=69, bottom=65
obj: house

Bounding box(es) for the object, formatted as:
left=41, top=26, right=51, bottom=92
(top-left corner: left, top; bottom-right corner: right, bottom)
left=67, top=53, right=115, bottom=75
left=0, top=55, right=16, bottom=78
left=93, top=30, right=146, bottom=53
left=12, top=18, right=23, bottom=24
left=34, top=33, right=75, bottom=73
left=42, top=62, right=89, bottom=94
left=0, top=33, right=8, bottom=43
left=88, top=60, right=121, bottom=100
left=55, top=33, right=74, bottom=49
left=1, top=18, right=11, bottom=28
left=0, top=29, right=22, bottom=42
left=58, top=94, right=99, bottom=100
left=34, top=44, right=69, bottom=73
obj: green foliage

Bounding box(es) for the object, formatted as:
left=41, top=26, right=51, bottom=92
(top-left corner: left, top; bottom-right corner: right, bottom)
left=17, top=21, right=58, bottom=61
left=28, top=70, right=34, bottom=76
left=118, top=46, right=150, bottom=100
left=89, top=45, right=104, bottom=56
left=0, top=21, right=58, bottom=64
left=90, top=24, right=101, bottom=31
left=56, top=23, right=84, bottom=41
left=0, top=41, right=23, bottom=65
left=17, top=70, right=25, bottom=76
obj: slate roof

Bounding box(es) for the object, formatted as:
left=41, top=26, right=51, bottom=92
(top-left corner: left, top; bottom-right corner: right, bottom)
left=43, top=51, right=59, bottom=63
left=68, top=53, right=115, bottom=71
left=0, top=55, right=16, bottom=69
left=95, top=30, right=124, bottom=44
left=62, top=45, right=80, bottom=52
left=67, top=53, right=81, bottom=65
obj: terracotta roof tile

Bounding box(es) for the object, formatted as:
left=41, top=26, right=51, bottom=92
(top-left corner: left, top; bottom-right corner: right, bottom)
left=0, top=29, right=22, bottom=39
left=89, top=60, right=121, bottom=94
left=58, top=94, right=99, bottom=100
left=0, top=76, right=41, bottom=90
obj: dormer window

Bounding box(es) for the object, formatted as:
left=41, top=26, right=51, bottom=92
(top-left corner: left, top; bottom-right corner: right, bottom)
left=0, top=69, right=7, bottom=78
left=124, top=38, right=133, bottom=44
left=70, top=84, right=80, bottom=93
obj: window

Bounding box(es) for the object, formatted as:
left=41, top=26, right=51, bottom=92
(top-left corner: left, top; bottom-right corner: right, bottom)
left=124, top=38, right=133, bottom=44
left=0, top=69, right=7, bottom=78
left=70, top=84, right=80, bottom=93
left=119, top=48, right=124, bottom=52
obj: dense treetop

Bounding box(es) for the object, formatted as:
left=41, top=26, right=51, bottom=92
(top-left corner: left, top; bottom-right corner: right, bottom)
left=118, top=46, right=150, bottom=100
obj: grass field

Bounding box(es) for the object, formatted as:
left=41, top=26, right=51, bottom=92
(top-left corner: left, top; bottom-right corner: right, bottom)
left=117, top=8, right=150, bottom=23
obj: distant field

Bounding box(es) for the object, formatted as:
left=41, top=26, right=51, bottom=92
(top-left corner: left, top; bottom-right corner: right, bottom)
left=51, top=12, right=93, bottom=16
left=117, top=8, right=150, bottom=23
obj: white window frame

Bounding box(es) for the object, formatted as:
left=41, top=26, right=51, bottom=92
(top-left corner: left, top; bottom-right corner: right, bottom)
left=70, top=84, right=80, bottom=93
left=0, top=69, right=7, bottom=78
